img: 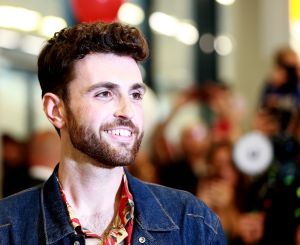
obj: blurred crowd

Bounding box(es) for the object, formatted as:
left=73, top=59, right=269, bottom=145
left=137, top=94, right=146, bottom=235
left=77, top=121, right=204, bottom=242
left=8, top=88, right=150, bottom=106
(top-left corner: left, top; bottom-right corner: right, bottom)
left=2, top=47, right=300, bottom=244
left=129, top=46, right=300, bottom=245
left=2, top=130, right=60, bottom=196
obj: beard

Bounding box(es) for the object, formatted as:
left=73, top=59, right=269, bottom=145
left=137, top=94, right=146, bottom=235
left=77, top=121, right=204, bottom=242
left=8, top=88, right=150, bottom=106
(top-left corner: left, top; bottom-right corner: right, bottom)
left=66, top=107, right=143, bottom=168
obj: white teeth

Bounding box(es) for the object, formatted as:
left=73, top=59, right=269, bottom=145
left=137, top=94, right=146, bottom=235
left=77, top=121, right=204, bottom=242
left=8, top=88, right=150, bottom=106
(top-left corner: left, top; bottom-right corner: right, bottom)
left=106, top=129, right=131, bottom=137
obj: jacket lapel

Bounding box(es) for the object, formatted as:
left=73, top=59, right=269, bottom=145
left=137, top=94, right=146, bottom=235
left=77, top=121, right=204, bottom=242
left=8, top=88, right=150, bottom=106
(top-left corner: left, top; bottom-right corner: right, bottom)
left=41, top=167, right=74, bottom=244
left=125, top=170, right=179, bottom=232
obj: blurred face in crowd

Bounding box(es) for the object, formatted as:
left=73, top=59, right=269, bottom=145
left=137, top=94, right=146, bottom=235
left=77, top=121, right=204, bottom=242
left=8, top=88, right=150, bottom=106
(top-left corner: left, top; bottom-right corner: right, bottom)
left=28, top=131, right=60, bottom=168
left=180, top=123, right=209, bottom=157
left=281, top=50, right=299, bottom=67
left=252, top=109, right=280, bottom=136
left=2, top=137, right=25, bottom=167
left=275, top=49, right=300, bottom=81
left=63, top=53, right=145, bottom=167
left=209, top=145, right=238, bottom=188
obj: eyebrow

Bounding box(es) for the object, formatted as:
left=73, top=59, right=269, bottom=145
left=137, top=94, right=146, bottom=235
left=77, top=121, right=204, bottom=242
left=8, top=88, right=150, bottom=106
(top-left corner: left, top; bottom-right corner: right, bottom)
left=86, top=82, right=117, bottom=93
left=86, top=81, right=146, bottom=93
left=131, top=83, right=147, bottom=93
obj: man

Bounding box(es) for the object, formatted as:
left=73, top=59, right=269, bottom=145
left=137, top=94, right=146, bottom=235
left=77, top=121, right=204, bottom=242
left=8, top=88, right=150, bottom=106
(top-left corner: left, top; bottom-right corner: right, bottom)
left=0, top=22, right=225, bottom=244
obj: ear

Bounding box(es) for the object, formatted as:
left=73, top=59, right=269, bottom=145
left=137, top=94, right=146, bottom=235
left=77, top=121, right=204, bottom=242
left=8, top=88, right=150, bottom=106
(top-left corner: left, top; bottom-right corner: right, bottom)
left=43, top=93, right=66, bottom=129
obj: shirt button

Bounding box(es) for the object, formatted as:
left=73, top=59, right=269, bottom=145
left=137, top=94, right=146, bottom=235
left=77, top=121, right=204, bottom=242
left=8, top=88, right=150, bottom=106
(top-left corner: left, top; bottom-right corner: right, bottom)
left=139, top=236, right=146, bottom=243
left=74, top=241, right=80, bottom=245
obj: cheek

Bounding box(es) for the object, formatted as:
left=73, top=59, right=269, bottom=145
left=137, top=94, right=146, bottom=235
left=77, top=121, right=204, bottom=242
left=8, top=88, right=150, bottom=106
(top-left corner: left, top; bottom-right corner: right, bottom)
left=135, top=105, right=144, bottom=128
left=74, top=107, right=102, bottom=130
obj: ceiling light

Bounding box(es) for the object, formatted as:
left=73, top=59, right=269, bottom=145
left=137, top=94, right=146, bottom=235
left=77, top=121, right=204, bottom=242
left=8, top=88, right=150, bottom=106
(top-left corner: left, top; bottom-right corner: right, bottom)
left=39, top=16, right=67, bottom=38
left=215, top=0, right=235, bottom=6
left=199, top=33, right=215, bottom=53
left=0, top=6, right=41, bottom=32
left=118, top=3, right=145, bottom=25
left=175, top=22, right=199, bottom=45
left=214, top=35, right=233, bottom=56
left=149, top=12, right=178, bottom=36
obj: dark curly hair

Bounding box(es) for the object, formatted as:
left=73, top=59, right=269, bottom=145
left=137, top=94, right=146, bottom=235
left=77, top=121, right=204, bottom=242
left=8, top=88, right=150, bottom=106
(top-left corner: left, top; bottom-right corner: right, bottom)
left=37, top=21, right=149, bottom=100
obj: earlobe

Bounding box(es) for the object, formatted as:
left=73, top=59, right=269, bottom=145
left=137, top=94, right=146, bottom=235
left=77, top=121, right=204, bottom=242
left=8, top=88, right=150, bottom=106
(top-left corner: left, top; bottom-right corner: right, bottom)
left=43, top=93, right=65, bottom=129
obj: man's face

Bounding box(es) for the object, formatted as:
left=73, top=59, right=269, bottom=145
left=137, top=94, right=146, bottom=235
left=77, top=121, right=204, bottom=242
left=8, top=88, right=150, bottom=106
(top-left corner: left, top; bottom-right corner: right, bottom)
left=64, top=53, right=145, bottom=167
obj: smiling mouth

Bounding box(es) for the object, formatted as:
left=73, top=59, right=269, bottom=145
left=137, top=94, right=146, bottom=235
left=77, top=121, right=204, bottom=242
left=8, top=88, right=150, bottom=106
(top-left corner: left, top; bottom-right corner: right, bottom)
left=104, top=128, right=133, bottom=137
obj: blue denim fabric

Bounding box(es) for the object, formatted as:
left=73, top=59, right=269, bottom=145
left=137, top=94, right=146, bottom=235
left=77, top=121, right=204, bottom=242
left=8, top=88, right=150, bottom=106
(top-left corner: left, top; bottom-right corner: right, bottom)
left=0, top=168, right=226, bottom=245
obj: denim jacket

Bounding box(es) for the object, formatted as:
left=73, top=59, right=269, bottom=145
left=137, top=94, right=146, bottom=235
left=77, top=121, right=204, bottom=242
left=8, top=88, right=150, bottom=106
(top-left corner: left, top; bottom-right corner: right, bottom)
left=0, top=169, right=226, bottom=245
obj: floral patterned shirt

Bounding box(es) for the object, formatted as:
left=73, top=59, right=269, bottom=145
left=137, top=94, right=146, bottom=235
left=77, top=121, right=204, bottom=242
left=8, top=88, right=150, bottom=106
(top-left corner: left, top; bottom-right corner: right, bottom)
left=57, top=174, right=134, bottom=245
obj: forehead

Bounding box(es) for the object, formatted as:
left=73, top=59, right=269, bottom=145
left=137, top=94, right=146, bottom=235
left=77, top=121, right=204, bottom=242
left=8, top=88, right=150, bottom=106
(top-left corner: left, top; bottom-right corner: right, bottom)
left=72, top=53, right=143, bottom=87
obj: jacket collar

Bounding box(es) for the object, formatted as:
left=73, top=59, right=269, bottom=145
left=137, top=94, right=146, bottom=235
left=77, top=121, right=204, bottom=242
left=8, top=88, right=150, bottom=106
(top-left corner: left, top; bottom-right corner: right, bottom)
left=41, top=166, right=74, bottom=244
left=41, top=166, right=178, bottom=244
left=125, top=170, right=179, bottom=231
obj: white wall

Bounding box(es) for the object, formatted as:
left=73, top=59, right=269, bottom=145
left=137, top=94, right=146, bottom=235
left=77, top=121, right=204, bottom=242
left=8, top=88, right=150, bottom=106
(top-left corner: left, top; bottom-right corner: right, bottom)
left=152, top=0, right=196, bottom=91
left=218, top=0, right=290, bottom=130
left=0, top=68, right=29, bottom=140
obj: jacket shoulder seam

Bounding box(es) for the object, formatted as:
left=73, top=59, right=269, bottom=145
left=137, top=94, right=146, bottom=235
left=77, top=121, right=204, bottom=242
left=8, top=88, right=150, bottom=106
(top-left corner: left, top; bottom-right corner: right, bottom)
left=0, top=223, right=11, bottom=228
left=186, top=213, right=219, bottom=234
left=146, top=185, right=180, bottom=229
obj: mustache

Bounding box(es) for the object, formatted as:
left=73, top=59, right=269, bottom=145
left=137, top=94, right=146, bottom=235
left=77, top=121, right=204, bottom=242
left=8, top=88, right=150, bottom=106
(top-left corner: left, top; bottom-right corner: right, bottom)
left=101, top=118, right=139, bottom=134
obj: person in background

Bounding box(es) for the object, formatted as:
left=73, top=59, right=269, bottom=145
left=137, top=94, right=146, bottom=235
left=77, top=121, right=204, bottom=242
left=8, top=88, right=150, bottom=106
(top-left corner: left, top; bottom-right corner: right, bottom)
left=2, top=134, right=28, bottom=197
left=26, top=130, right=60, bottom=187
left=208, top=83, right=244, bottom=144
left=243, top=104, right=300, bottom=244
left=159, top=122, right=210, bottom=194
left=149, top=83, right=226, bottom=194
left=0, top=21, right=225, bottom=244
left=196, top=141, right=263, bottom=244
left=127, top=150, right=159, bottom=183
left=260, top=47, right=300, bottom=109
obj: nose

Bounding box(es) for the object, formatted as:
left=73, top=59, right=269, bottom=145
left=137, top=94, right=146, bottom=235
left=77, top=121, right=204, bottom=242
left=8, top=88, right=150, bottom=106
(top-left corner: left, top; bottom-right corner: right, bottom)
left=113, top=96, right=134, bottom=120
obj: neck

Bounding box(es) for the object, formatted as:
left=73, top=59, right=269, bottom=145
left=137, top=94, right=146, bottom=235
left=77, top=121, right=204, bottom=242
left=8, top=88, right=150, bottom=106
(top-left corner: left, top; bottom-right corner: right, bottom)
left=58, top=158, right=124, bottom=216
left=57, top=133, right=128, bottom=235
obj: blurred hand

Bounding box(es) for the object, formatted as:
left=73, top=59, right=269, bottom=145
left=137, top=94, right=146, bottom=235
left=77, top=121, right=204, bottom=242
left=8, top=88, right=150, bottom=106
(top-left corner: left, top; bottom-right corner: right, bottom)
left=173, top=86, right=203, bottom=108
left=236, top=212, right=265, bottom=244
left=295, top=225, right=300, bottom=245
left=197, top=180, right=234, bottom=209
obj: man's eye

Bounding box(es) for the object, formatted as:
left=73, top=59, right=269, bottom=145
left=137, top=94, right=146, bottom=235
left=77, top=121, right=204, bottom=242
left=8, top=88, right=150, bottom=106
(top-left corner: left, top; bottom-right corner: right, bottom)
left=95, top=91, right=112, bottom=98
left=131, top=92, right=143, bottom=100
